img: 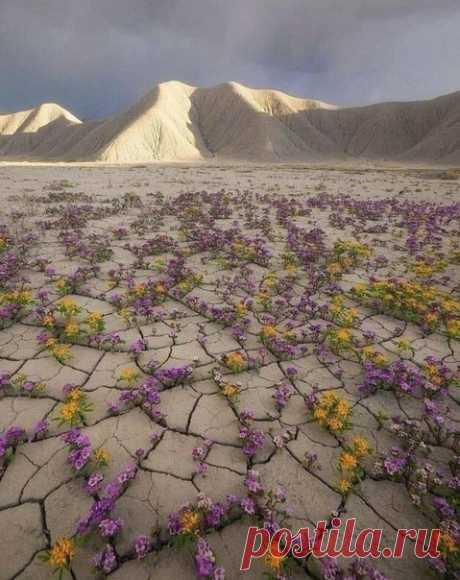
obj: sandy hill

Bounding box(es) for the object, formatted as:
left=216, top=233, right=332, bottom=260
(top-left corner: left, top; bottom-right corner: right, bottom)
left=0, top=82, right=459, bottom=163
left=0, top=103, right=81, bottom=158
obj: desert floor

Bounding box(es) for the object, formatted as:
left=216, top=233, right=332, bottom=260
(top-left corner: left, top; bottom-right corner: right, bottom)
left=0, top=163, right=459, bottom=580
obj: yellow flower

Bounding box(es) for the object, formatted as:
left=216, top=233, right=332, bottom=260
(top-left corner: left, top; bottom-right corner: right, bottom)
left=52, top=344, right=71, bottom=362
left=425, top=312, right=439, bottom=324
left=221, top=383, right=239, bottom=398
left=442, top=299, right=460, bottom=314
left=94, top=448, right=110, bottom=464
left=352, top=283, right=367, bottom=295
left=256, top=290, right=270, bottom=305
left=321, top=392, right=338, bottom=408
left=119, top=368, right=139, bottom=383
left=134, top=283, right=146, bottom=297
left=440, top=532, right=458, bottom=555
left=336, top=329, right=351, bottom=342
left=59, top=297, right=79, bottom=313
left=374, top=352, right=389, bottom=366
left=56, top=278, right=67, bottom=290
left=59, top=401, right=79, bottom=422
left=119, top=307, right=131, bottom=320
left=327, top=262, right=342, bottom=276
left=235, top=302, right=248, bottom=317
left=265, top=550, right=285, bottom=571
left=413, top=262, right=435, bottom=277
left=446, top=319, right=460, bottom=338
left=264, top=274, right=278, bottom=289
left=64, top=322, right=80, bottom=338
left=224, top=352, right=246, bottom=371
left=261, top=324, right=277, bottom=339
left=397, top=338, right=411, bottom=352
left=42, top=314, right=56, bottom=328
left=48, top=537, right=75, bottom=569
left=338, top=478, right=352, bottom=494
left=180, top=509, right=201, bottom=534
left=424, top=363, right=438, bottom=380
left=13, top=289, right=33, bottom=304
left=339, top=452, right=358, bottom=471
left=88, top=311, right=102, bottom=325
left=313, top=408, right=328, bottom=423
left=336, top=399, right=350, bottom=418
left=35, top=382, right=47, bottom=393
left=327, top=418, right=343, bottom=432
left=352, top=436, right=371, bottom=458
left=68, top=388, right=82, bottom=402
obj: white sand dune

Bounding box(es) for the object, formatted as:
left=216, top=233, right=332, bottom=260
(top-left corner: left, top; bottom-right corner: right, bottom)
left=0, top=82, right=459, bottom=163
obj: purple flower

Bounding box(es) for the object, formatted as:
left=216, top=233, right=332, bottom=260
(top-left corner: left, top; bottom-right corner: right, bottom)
left=84, top=472, right=104, bottom=495
left=4, top=425, right=26, bottom=445
left=240, top=497, right=256, bottom=515
left=205, top=503, right=225, bottom=528
left=213, top=566, right=225, bottom=580
left=383, top=455, right=407, bottom=476
left=29, top=419, right=49, bottom=442
left=167, top=511, right=181, bottom=535
left=129, top=338, right=147, bottom=354
left=285, top=366, right=298, bottom=378
left=99, top=517, right=123, bottom=537
left=433, top=497, right=455, bottom=519
left=61, top=428, right=90, bottom=448
left=273, top=382, right=294, bottom=410
left=195, top=538, right=216, bottom=578
left=244, top=470, right=263, bottom=494
left=134, top=534, right=151, bottom=559
left=116, top=462, right=138, bottom=484
left=240, top=427, right=265, bottom=457
left=93, top=544, right=117, bottom=573
left=68, top=445, right=91, bottom=471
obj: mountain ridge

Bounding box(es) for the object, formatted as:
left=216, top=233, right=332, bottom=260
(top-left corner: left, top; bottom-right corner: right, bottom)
left=0, top=82, right=459, bottom=163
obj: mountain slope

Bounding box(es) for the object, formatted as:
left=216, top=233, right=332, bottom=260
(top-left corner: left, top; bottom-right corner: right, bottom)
left=0, top=103, right=81, bottom=159
left=0, top=83, right=459, bottom=163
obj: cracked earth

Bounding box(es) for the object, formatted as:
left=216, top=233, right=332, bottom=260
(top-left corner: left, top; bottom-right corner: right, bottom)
left=0, top=163, right=459, bottom=580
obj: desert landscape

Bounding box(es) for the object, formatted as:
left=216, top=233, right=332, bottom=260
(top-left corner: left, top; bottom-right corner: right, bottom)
left=1, top=0, right=460, bottom=578
left=0, top=159, right=459, bottom=579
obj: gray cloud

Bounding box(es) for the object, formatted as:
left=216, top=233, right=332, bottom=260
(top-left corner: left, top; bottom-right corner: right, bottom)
left=1, top=0, right=459, bottom=118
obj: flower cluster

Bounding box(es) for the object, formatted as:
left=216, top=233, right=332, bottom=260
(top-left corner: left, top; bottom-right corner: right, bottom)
left=0, top=425, right=26, bottom=470
left=352, top=278, right=460, bottom=337
left=41, top=537, right=76, bottom=576
left=328, top=295, right=359, bottom=327
left=221, top=351, right=248, bottom=373
left=192, top=439, right=214, bottom=476
left=272, top=382, right=294, bottom=411
left=238, top=409, right=266, bottom=457
left=56, top=385, right=93, bottom=427
left=0, top=372, right=46, bottom=397
left=109, top=375, right=162, bottom=420
left=305, top=391, right=352, bottom=434
left=61, top=427, right=109, bottom=474
left=325, top=326, right=356, bottom=355
left=36, top=297, right=107, bottom=362
left=337, top=436, right=372, bottom=494
left=213, top=369, right=241, bottom=402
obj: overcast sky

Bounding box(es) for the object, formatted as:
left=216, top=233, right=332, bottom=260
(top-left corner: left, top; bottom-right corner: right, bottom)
left=1, top=0, right=459, bottom=119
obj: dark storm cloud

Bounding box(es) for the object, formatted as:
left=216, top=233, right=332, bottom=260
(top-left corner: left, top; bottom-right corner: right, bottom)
left=1, top=0, right=459, bottom=118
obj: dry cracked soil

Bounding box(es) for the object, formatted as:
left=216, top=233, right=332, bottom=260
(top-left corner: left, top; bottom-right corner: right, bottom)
left=0, top=162, right=459, bottom=580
